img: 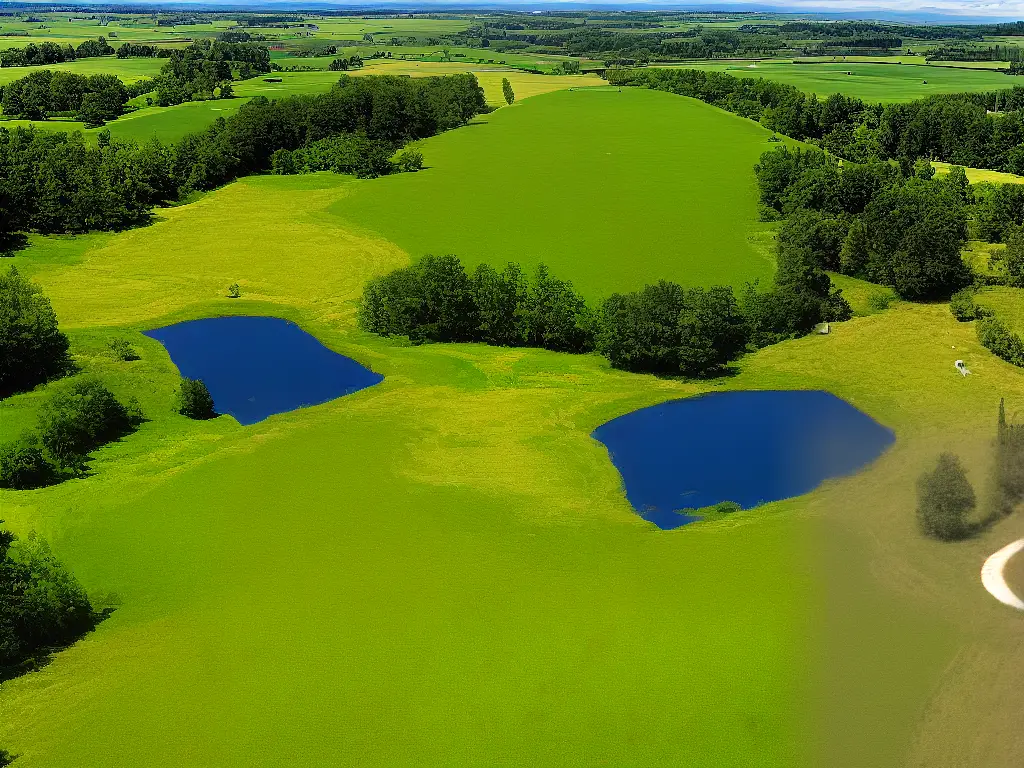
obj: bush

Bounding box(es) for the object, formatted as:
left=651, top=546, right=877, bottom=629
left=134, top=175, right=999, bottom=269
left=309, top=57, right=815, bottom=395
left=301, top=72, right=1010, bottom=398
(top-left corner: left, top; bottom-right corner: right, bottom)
left=949, top=288, right=990, bottom=322
left=0, top=433, right=57, bottom=490
left=977, top=316, right=1024, bottom=367
left=178, top=377, right=216, bottom=420
left=35, top=378, right=141, bottom=472
left=917, top=453, right=976, bottom=540
left=0, top=266, right=71, bottom=398
left=393, top=147, right=424, bottom=173
left=106, top=338, right=139, bottom=361
left=1, top=527, right=98, bottom=677
left=866, top=292, right=893, bottom=312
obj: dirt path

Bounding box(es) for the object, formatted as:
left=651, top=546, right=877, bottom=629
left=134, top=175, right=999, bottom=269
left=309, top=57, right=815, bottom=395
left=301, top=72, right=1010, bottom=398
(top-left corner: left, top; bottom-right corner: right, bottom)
left=981, top=539, right=1024, bottom=611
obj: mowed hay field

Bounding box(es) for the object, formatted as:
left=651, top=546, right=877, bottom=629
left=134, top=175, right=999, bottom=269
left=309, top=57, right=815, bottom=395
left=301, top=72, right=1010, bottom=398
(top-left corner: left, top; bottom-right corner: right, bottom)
left=336, top=87, right=779, bottom=300
left=0, top=86, right=1023, bottom=767
left=675, top=61, right=1014, bottom=102
left=0, top=56, right=163, bottom=86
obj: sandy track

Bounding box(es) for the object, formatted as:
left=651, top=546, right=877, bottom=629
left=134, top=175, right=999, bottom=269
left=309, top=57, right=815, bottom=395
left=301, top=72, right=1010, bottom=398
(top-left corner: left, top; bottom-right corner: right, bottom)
left=981, top=539, right=1024, bottom=611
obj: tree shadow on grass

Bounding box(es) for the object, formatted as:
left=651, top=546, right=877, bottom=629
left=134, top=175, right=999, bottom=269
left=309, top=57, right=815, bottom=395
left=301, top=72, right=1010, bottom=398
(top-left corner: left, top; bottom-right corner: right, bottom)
left=0, top=605, right=115, bottom=685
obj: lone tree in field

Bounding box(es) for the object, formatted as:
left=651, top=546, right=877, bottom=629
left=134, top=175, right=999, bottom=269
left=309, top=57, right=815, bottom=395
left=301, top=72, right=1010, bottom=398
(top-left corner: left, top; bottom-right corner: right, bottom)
left=917, top=453, right=976, bottom=541
left=178, top=377, right=217, bottom=420
left=502, top=77, right=515, bottom=106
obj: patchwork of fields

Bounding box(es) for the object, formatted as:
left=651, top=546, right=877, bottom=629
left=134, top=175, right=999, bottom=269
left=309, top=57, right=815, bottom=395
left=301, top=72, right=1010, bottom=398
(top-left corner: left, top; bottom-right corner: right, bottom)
left=1, top=38, right=1023, bottom=768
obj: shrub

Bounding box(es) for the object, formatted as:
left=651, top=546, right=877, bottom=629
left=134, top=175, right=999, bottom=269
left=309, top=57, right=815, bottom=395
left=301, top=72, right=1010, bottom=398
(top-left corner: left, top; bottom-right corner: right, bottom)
left=106, top=338, right=139, bottom=361
left=227, top=283, right=241, bottom=299
left=0, top=747, right=13, bottom=766
left=0, top=266, right=71, bottom=398
left=178, top=377, right=216, bottom=420
left=35, top=378, right=141, bottom=472
left=949, top=288, right=990, bottom=322
left=866, top=292, right=893, bottom=312
left=917, top=453, right=976, bottom=541
left=977, top=317, right=1024, bottom=367
left=0, top=433, right=57, bottom=490
left=393, top=147, right=424, bottom=173
left=1, top=527, right=98, bottom=676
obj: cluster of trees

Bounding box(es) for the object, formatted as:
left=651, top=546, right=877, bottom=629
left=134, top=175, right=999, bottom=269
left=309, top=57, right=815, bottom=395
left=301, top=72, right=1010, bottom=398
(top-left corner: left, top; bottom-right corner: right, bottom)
left=0, top=73, right=486, bottom=237
left=361, top=257, right=597, bottom=353
left=359, top=251, right=849, bottom=377
left=115, top=43, right=167, bottom=59
left=271, top=134, right=418, bottom=179
left=2, top=524, right=101, bottom=681
left=927, top=44, right=1024, bottom=63
left=327, top=55, right=364, bottom=71
left=153, top=39, right=271, bottom=106
left=977, top=316, right=1024, bottom=368
left=756, top=146, right=972, bottom=300
left=606, top=67, right=1024, bottom=174
left=0, top=377, right=143, bottom=490
left=0, top=37, right=113, bottom=68
left=178, top=377, right=216, bottom=420
left=917, top=400, right=1024, bottom=540
left=0, top=70, right=129, bottom=125
left=0, top=267, right=70, bottom=398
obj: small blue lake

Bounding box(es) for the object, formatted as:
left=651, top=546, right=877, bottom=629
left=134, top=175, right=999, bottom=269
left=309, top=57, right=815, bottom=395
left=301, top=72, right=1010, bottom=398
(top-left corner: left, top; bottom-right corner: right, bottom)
left=592, top=390, right=895, bottom=530
left=144, top=316, right=383, bottom=425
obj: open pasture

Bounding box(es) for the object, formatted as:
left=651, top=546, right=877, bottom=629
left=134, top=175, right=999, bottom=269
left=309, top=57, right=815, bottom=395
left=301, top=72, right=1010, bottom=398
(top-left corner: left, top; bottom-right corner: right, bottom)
left=2, top=49, right=1024, bottom=768
left=0, top=56, right=162, bottom=86
left=1, top=163, right=1022, bottom=766
left=674, top=61, right=1015, bottom=102
left=334, top=87, right=780, bottom=300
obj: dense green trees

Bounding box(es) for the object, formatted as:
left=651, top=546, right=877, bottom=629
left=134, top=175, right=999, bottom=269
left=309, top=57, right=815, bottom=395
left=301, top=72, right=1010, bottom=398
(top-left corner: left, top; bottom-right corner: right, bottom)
left=177, top=378, right=216, bottom=420
left=0, top=378, right=142, bottom=489
left=977, top=316, right=1024, bottom=367
left=756, top=146, right=971, bottom=300
left=153, top=39, right=271, bottom=106
left=1, top=525, right=99, bottom=680
left=0, top=73, right=487, bottom=238
left=361, top=248, right=848, bottom=376
left=0, top=267, right=70, bottom=398
left=600, top=282, right=749, bottom=376
left=0, top=37, right=113, bottom=68
left=917, top=453, right=977, bottom=541
left=1, top=70, right=128, bottom=124
left=360, top=256, right=594, bottom=352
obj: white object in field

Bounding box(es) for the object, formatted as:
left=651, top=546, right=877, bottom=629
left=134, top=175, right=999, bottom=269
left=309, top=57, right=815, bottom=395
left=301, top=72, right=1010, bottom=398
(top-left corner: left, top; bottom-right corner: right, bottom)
left=814, top=322, right=830, bottom=335
left=955, top=360, right=970, bottom=377
left=981, top=539, right=1024, bottom=611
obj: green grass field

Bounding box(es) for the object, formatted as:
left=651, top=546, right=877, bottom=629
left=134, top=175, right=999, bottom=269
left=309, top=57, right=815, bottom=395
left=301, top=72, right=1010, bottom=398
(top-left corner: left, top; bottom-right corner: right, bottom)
left=1, top=75, right=1023, bottom=768
left=672, top=61, right=1015, bottom=102
left=0, top=56, right=162, bottom=86
left=335, top=88, right=781, bottom=300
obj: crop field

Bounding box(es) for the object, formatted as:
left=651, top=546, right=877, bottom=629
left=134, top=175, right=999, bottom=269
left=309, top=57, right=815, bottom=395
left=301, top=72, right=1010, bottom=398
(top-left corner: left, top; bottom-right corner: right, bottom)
left=673, top=61, right=1015, bottom=101
left=335, top=87, right=781, bottom=300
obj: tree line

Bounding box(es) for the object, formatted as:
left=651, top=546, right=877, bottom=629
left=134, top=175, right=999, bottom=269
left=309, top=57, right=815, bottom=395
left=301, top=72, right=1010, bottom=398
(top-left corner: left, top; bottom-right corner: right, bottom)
left=0, top=69, right=153, bottom=126
left=755, top=145, right=973, bottom=300
left=0, top=73, right=487, bottom=238
left=0, top=36, right=113, bottom=68
left=152, top=39, right=271, bottom=107
left=358, top=250, right=849, bottom=378
left=606, top=67, right=1024, bottom=175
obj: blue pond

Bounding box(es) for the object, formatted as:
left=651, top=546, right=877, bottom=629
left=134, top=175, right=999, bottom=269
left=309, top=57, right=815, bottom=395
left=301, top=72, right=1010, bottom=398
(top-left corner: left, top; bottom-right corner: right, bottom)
left=144, top=316, right=383, bottom=425
left=592, top=390, right=895, bottom=530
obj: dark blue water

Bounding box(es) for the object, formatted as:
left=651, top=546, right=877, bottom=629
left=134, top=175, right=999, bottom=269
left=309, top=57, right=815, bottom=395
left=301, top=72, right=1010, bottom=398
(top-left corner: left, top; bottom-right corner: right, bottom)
left=592, top=390, right=895, bottom=530
left=144, top=316, right=383, bottom=425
